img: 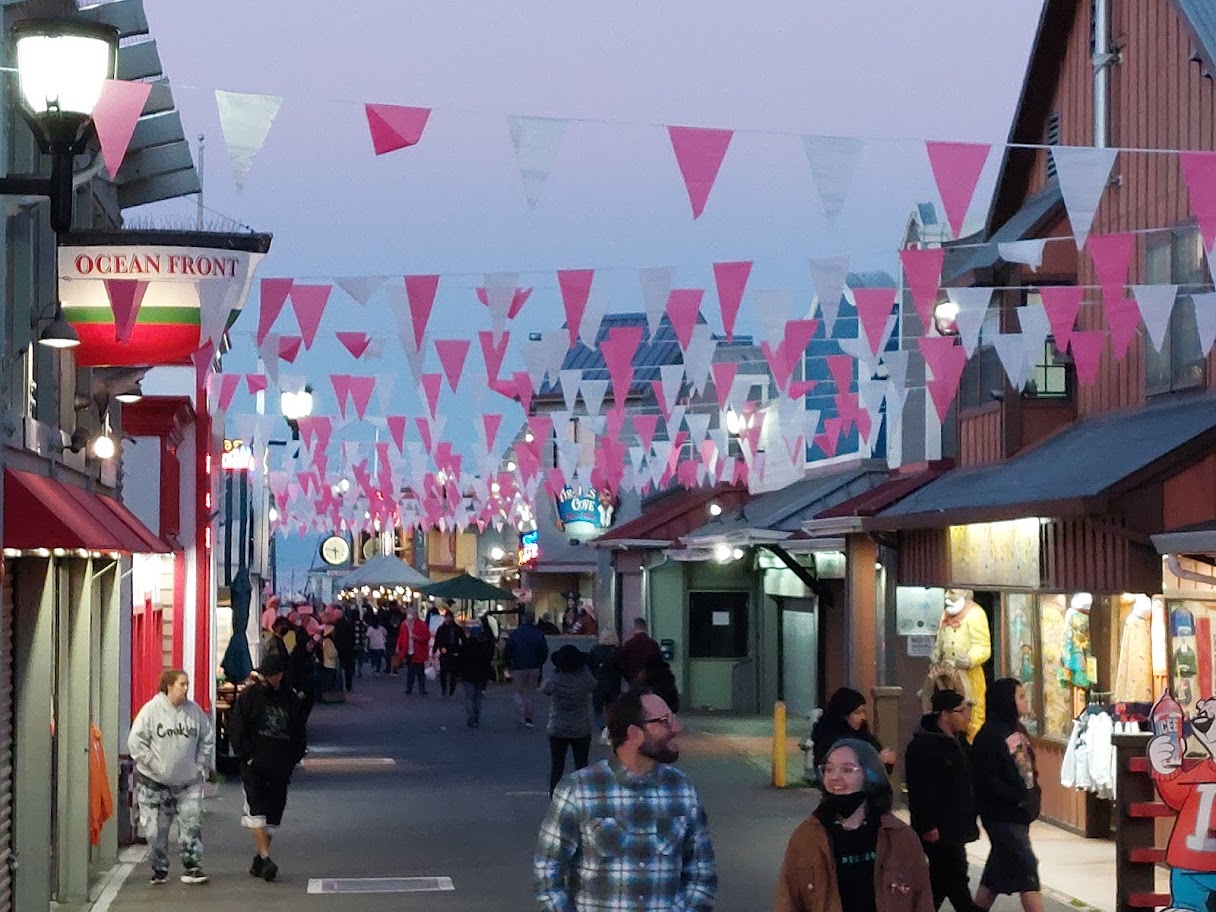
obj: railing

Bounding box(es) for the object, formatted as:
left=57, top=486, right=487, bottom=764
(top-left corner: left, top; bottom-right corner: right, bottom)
left=1114, top=732, right=1171, bottom=912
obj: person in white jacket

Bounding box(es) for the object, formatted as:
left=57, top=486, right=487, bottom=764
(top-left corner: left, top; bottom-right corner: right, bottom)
left=128, top=669, right=215, bottom=885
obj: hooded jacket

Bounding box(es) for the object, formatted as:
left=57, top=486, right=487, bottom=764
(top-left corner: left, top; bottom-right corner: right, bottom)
left=970, top=678, right=1041, bottom=824
left=903, top=713, right=978, bottom=844
left=811, top=688, right=886, bottom=772
left=228, top=676, right=307, bottom=780
left=505, top=622, right=549, bottom=670
left=128, top=693, right=214, bottom=787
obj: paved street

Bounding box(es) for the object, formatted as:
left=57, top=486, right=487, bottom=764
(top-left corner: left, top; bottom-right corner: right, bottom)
left=102, top=675, right=1087, bottom=912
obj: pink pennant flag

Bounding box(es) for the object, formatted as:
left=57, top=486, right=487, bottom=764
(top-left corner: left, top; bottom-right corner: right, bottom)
left=899, top=247, right=946, bottom=332
left=1068, top=330, right=1107, bottom=386
left=386, top=416, right=408, bottom=453
left=278, top=336, right=302, bottom=363
left=364, top=103, right=431, bottom=155
left=348, top=376, right=376, bottom=419
left=329, top=374, right=352, bottom=418
left=789, top=379, right=817, bottom=399
left=482, top=413, right=503, bottom=452
left=713, top=261, right=752, bottom=342
left=258, top=278, right=293, bottom=345
left=512, top=371, right=534, bottom=413
left=476, top=286, right=533, bottom=320
left=760, top=341, right=794, bottom=393
left=404, top=275, right=440, bottom=351
left=827, top=354, right=853, bottom=392
left=1180, top=151, right=1216, bottom=252
left=528, top=415, right=554, bottom=448
left=925, top=141, right=991, bottom=237
left=918, top=336, right=968, bottom=421
left=815, top=417, right=843, bottom=459
left=782, top=319, right=819, bottom=365
left=420, top=373, right=443, bottom=418
left=312, top=416, right=334, bottom=455
left=650, top=380, right=673, bottom=420
left=93, top=80, right=153, bottom=178
left=415, top=417, right=435, bottom=454
left=290, top=284, right=332, bottom=349
left=711, top=361, right=738, bottom=410
left=600, top=325, right=643, bottom=408
left=103, top=279, right=149, bottom=343
left=434, top=339, right=471, bottom=392
left=666, top=289, right=704, bottom=350
left=1106, top=296, right=1141, bottom=360
left=478, top=330, right=510, bottom=383
left=667, top=126, right=733, bottom=219
left=336, top=331, right=371, bottom=359
left=558, top=269, right=594, bottom=347
left=852, top=288, right=897, bottom=358
left=632, top=414, right=660, bottom=452
left=1038, top=285, right=1084, bottom=350
left=245, top=374, right=268, bottom=395
left=217, top=374, right=241, bottom=412
left=1087, top=232, right=1135, bottom=311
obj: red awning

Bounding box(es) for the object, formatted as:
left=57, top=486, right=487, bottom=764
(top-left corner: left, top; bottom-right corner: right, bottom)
left=3, top=469, right=170, bottom=554
left=813, top=463, right=953, bottom=520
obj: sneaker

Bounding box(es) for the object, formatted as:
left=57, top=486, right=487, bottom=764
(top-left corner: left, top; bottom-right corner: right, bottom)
left=181, top=869, right=209, bottom=885
left=250, top=854, right=266, bottom=877
left=149, top=872, right=168, bottom=885
left=524, top=719, right=535, bottom=729
left=261, top=858, right=279, bottom=882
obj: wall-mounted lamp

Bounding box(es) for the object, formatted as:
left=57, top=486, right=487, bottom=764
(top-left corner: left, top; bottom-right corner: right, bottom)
left=34, top=300, right=80, bottom=348
left=707, top=502, right=723, bottom=517
left=933, top=299, right=960, bottom=337
left=489, top=545, right=506, bottom=561
left=114, top=381, right=142, bottom=404
left=3, top=20, right=119, bottom=233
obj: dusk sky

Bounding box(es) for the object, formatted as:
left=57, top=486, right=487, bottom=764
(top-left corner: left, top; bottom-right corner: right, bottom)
left=134, top=0, right=1045, bottom=580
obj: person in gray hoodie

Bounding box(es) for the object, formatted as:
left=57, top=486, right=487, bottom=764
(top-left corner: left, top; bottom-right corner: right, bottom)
left=128, top=669, right=215, bottom=886
left=541, top=645, right=597, bottom=796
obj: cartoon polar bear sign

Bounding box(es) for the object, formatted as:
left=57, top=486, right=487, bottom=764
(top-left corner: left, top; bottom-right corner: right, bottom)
left=1148, top=695, right=1216, bottom=912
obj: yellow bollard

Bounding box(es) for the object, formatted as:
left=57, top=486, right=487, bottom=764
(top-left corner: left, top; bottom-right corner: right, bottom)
left=772, top=700, right=787, bottom=788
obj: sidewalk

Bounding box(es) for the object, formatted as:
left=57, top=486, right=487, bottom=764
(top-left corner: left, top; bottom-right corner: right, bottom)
left=681, top=712, right=1140, bottom=912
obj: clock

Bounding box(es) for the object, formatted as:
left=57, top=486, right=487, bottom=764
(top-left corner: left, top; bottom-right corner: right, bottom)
left=319, top=535, right=351, bottom=566
left=362, top=537, right=377, bottom=560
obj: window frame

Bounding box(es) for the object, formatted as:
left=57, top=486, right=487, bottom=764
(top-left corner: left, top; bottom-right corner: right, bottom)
left=1145, top=225, right=1211, bottom=397
left=687, top=589, right=750, bottom=659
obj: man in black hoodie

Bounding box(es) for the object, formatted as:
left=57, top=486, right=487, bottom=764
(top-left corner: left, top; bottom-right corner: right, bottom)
left=905, top=688, right=980, bottom=912
left=229, top=652, right=308, bottom=883
left=970, top=677, right=1043, bottom=912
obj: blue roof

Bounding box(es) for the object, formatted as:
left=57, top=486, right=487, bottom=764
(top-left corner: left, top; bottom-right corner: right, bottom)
left=942, top=184, right=1063, bottom=284
left=1176, top=0, right=1216, bottom=76
left=917, top=202, right=940, bottom=226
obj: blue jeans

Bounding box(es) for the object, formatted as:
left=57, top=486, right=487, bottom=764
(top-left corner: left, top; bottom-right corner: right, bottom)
left=1169, top=868, right=1216, bottom=912
left=404, top=661, right=427, bottom=694
left=463, top=681, right=483, bottom=725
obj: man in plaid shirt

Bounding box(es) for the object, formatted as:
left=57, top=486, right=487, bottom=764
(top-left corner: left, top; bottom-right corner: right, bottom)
left=533, top=688, right=717, bottom=911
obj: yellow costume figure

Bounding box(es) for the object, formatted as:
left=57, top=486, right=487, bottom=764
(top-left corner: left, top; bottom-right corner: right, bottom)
left=930, top=589, right=992, bottom=741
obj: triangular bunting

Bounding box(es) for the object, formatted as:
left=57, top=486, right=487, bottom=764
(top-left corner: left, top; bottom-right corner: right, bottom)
left=257, top=278, right=293, bottom=345
left=711, top=361, right=738, bottom=410
left=507, top=115, right=567, bottom=210
left=803, top=135, right=864, bottom=227
left=639, top=267, right=674, bottom=338
left=290, top=284, right=332, bottom=349
left=632, top=414, right=659, bottom=452
left=214, top=89, right=283, bottom=189
left=1131, top=285, right=1178, bottom=352
left=712, top=261, right=752, bottom=342
left=334, top=276, right=385, bottom=307
left=1087, top=232, right=1136, bottom=311
left=1038, top=285, right=1083, bottom=350
left=478, top=330, right=509, bottom=383
left=1051, top=146, right=1118, bottom=248
left=917, top=336, right=967, bottom=422
left=558, top=269, right=594, bottom=347
left=197, top=277, right=237, bottom=349
left=330, top=374, right=352, bottom=419
left=420, top=374, right=443, bottom=418
left=93, top=79, right=152, bottom=178
left=925, top=141, right=991, bottom=237
left=809, top=255, right=850, bottom=338
left=404, top=275, right=440, bottom=352
left=998, top=239, right=1048, bottom=270
left=1180, top=151, right=1216, bottom=252
left=336, top=331, right=371, bottom=359
left=348, top=376, right=376, bottom=420
left=245, top=374, right=268, bottom=396
left=899, top=247, right=945, bottom=333
left=1068, top=331, right=1107, bottom=386
left=852, top=288, right=896, bottom=358
left=364, top=103, right=431, bottom=155
left=666, top=289, right=704, bottom=351
left=945, top=286, right=993, bottom=357
left=1194, top=292, right=1216, bottom=356
left=601, top=325, right=643, bottom=407
left=434, top=339, right=471, bottom=392
left=667, top=125, right=733, bottom=219
left=103, top=279, right=149, bottom=343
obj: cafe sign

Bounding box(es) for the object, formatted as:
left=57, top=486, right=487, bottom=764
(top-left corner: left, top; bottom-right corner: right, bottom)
left=555, top=485, right=615, bottom=542
left=221, top=438, right=256, bottom=472
left=517, top=529, right=540, bottom=566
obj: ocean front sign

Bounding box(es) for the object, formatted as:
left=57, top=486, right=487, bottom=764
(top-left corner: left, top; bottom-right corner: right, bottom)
left=555, top=486, right=615, bottom=541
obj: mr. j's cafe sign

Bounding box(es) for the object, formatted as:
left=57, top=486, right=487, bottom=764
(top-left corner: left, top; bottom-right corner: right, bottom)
left=555, top=485, right=615, bottom=542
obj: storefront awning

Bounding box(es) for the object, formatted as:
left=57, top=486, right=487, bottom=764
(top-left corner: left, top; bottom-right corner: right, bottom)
left=870, top=395, right=1216, bottom=530
left=802, top=462, right=953, bottom=535
left=593, top=484, right=749, bottom=550
left=1152, top=522, right=1216, bottom=555
left=3, top=469, right=170, bottom=554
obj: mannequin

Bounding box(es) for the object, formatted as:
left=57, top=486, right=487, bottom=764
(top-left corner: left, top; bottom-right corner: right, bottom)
left=929, top=588, right=991, bottom=740
left=1114, top=595, right=1153, bottom=703
left=1060, top=592, right=1093, bottom=689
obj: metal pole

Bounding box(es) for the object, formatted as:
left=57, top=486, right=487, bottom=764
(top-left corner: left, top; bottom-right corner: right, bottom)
left=195, top=133, right=205, bottom=230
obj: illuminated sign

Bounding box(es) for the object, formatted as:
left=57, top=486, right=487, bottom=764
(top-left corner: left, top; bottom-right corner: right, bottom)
left=555, top=485, right=615, bottom=541
left=221, top=438, right=256, bottom=472
left=517, top=529, right=540, bottom=566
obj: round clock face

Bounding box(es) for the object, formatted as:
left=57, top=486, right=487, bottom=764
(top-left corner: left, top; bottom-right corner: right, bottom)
left=362, top=537, right=376, bottom=560
left=320, top=535, right=350, bottom=566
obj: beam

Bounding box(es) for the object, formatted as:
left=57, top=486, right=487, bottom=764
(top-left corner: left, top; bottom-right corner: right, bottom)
left=761, top=544, right=831, bottom=609
left=116, top=39, right=162, bottom=82
left=117, top=167, right=202, bottom=209
left=78, top=0, right=150, bottom=39
left=127, top=110, right=187, bottom=153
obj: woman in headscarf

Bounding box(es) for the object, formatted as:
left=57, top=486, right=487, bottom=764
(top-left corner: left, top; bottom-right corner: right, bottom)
left=775, top=738, right=932, bottom=912
left=970, top=678, right=1042, bottom=912
left=811, top=687, right=897, bottom=774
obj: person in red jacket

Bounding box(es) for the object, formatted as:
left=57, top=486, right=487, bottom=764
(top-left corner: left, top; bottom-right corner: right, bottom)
left=619, top=618, right=662, bottom=685
left=395, top=609, right=432, bottom=696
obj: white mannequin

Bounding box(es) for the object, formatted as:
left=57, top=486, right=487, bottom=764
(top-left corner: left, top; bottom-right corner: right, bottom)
left=1131, top=594, right=1152, bottom=620
left=1071, top=592, right=1094, bottom=613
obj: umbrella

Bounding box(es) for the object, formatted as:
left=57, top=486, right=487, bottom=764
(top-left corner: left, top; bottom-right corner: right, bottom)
left=221, top=568, right=253, bottom=682
left=339, top=554, right=432, bottom=590
left=419, top=572, right=515, bottom=602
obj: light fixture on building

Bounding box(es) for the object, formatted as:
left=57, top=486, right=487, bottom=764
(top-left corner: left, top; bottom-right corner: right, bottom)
left=490, top=545, right=505, bottom=561
left=490, top=481, right=501, bottom=494
left=1, top=548, right=17, bottom=558
left=91, top=431, right=116, bottom=460
left=36, top=301, right=81, bottom=348
left=280, top=385, right=314, bottom=440
left=933, top=299, right=960, bottom=336
left=725, top=408, right=745, bottom=435
left=268, top=506, right=279, bottom=522
left=114, top=382, right=143, bottom=404
left=732, top=547, right=745, bottom=560
left=708, top=502, right=723, bottom=517
left=506, top=460, right=517, bottom=472
left=713, top=542, right=733, bottom=563
left=338, top=478, right=350, bottom=493
left=3, top=20, right=118, bottom=233
left=874, top=560, right=883, bottom=570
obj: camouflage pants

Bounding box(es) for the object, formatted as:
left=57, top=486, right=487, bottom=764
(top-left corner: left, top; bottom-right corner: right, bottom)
left=135, top=778, right=204, bottom=875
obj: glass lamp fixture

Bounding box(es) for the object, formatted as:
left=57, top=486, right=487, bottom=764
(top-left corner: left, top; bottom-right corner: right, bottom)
left=10, top=20, right=118, bottom=232
left=713, top=542, right=733, bottom=563
left=38, top=302, right=80, bottom=348
left=280, top=387, right=315, bottom=421
left=933, top=300, right=960, bottom=336
left=725, top=408, right=745, bottom=435
left=114, top=382, right=142, bottom=404
left=268, top=506, right=279, bottom=523
left=490, top=545, right=506, bottom=561
left=91, top=432, right=116, bottom=460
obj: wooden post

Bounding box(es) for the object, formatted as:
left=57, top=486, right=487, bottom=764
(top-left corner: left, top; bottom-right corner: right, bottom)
left=1113, top=731, right=1170, bottom=912
left=872, top=686, right=903, bottom=795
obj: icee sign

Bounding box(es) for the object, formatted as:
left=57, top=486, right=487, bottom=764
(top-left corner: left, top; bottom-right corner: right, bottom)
left=555, top=486, right=615, bottom=541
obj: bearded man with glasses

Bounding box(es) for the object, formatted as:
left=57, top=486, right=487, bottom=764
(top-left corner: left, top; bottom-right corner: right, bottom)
left=534, top=687, right=718, bottom=911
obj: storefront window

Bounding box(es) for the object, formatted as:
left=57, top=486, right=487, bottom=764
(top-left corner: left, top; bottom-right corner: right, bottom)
left=1170, top=599, right=1208, bottom=717
left=688, top=591, right=749, bottom=659
left=1038, top=594, right=1073, bottom=741
left=1004, top=592, right=1037, bottom=735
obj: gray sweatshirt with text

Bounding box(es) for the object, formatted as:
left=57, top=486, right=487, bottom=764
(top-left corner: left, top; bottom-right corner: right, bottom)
left=127, top=693, right=214, bottom=787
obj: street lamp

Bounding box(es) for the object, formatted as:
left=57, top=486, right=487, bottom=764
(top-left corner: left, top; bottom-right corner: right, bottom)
left=280, top=385, right=314, bottom=439
left=933, top=300, right=960, bottom=336
left=5, top=20, right=119, bottom=233
left=490, top=545, right=505, bottom=561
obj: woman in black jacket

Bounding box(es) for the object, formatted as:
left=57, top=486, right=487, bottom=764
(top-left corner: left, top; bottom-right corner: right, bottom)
left=811, top=687, right=897, bottom=774
left=970, top=677, right=1042, bottom=912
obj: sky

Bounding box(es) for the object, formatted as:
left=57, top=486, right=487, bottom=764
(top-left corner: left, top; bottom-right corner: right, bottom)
left=133, top=0, right=1045, bottom=577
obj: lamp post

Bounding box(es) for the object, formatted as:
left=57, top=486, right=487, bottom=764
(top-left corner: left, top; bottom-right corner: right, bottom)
left=3, top=19, right=119, bottom=233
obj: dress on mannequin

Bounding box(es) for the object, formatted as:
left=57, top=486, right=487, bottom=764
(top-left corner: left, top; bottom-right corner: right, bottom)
left=1061, top=593, right=1093, bottom=689
left=1114, top=596, right=1153, bottom=703
left=929, top=589, right=991, bottom=741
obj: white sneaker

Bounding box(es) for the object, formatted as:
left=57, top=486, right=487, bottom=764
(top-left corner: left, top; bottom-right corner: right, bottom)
left=181, top=870, right=209, bottom=884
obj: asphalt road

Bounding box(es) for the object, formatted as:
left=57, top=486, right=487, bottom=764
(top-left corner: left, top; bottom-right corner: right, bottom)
left=102, top=672, right=1082, bottom=912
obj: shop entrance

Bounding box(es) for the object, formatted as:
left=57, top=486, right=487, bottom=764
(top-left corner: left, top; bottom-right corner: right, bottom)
left=778, top=597, right=817, bottom=718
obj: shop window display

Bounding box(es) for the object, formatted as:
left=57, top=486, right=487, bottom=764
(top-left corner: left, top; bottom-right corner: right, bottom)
left=1169, top=599, right=1214, bottom=718
left=1039, top=593, right=1072, bottom=741
left=1004, top=592, right=1037, bottom=735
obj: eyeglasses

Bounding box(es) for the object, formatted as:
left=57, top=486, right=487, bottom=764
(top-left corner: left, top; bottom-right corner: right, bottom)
left=819, top=763, right=863, bottom=777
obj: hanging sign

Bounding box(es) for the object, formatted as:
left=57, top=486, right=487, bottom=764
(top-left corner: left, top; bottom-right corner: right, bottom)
left=221, top=438, right=256, bottom=472
left=517, top=530, right=540, bottom=566
left=555, top=486, right=616, bottom=541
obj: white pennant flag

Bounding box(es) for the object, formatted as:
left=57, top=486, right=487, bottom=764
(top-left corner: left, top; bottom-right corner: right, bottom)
left=259, top=332, right=280, bottom=385
left=559, top=369, right=582, bottom=412
left=685, top=412, right=711, bottom=444
left=334, top=276, right=386, bottom=307
left=946, top=287, right=994, bottom=357
left=485, top=272, right=519, bottom=335
left=682, top=325, right=716, bottom=395
left=1051, top=146, right=1118, bottom=248
left=754, top=288, right=795, bottom=345
left=881, top=349, right=910, bottom=393
left=1131, top=285, right=1179, bottom=352
left=215, top=90, right=283, bottom=189
left=580, top=378, right=609, bottom=417
left=991, top=333, right=1035, bottom=392
left=507, top=115, right=567, bottom=210
left=668, top=405, right=688, bottom=439
left=521, top=337, right=549, bottom=391
left=375, top=373, right=396, bottom=413
left=998, top=239, right=1048, bottom=271
left=541, top=330, right=570, bottom=384
left=639, top=267, right=674, bottom=339
left=809, top=255, right=851, bottom=337
left=580, top=288, right=609, bottom=348
left=803, top=135, right=865, bottom=227
left=858, top=378, right=888, bottom=453
left=836, top=334, right=881, bottom=381
left=197, top=277, right=238, bottom=349
left=1194, top=292, right=1216, bottom=356
left=658, top=364, right=684, bottom=416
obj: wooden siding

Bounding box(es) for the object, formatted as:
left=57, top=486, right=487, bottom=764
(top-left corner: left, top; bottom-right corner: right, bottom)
left=1040, top=517, right=1161, bottom=593
left=958, top=405, right=1004, bottom=466
left=1163, top=450, right=1216, bottom=528
left=896, top=529, right=948, bottom=586
left=1034, top=738, right=1088, bottom=831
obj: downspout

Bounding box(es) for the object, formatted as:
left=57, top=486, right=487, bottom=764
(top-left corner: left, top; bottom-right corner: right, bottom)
left=1093, top=0, right=1113, bottom=148
left=1167, top=554, right=1216, bottom=588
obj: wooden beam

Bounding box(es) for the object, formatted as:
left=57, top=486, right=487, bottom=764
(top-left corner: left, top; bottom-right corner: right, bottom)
left=127, top=111, right=186, bottom=154
left=116, top=40, right=162, bottom=82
